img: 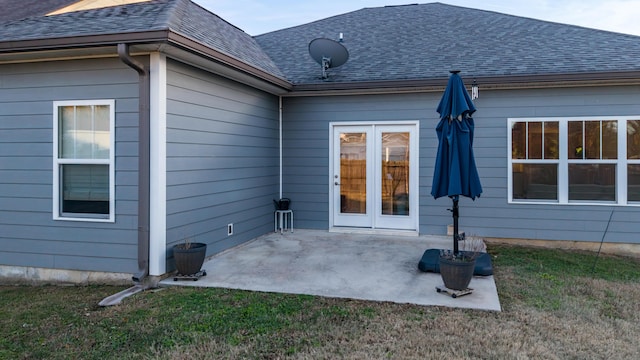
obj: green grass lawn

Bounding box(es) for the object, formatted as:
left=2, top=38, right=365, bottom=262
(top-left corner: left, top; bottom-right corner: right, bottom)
left=1, top=245, right=639, bottom=359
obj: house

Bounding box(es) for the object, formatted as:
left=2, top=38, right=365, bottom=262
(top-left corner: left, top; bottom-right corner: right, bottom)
left=1, top=0, right=639, bottom=284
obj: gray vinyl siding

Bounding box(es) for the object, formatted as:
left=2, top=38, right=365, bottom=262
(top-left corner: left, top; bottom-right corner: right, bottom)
left=282, top=86, right=640, bottom=244
left=165, top=60, right=279, bottom=263
left=0, top=58, right=141, bottom=272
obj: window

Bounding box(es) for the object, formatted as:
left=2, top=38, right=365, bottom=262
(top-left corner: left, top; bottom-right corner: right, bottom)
left=509, top=116, right=640, bottom=206
left=629, top=120, right=640, bottom=201
left=511, top=121, right=559, bottom=201
left=53, top=100, right=115, bottom=221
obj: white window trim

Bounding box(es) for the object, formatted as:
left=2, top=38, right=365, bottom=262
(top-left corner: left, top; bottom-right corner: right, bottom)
left=508, top=116, right=640, bottom=207
left=53, top=100, right=116, bottom=222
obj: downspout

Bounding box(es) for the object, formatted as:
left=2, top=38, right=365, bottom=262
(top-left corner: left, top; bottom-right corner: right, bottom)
left=118, top=43, right=150, bottom=283
left=279, top=96, right=283, bottom=198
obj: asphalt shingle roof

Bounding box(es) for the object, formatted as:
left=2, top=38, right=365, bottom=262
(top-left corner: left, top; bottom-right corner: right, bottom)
left=0, top=0, right=76, bottom=24
left=255, top=3, right=640, bottom=85
left=3, top=1, right=640, bottom=88
left=0, top=0, right=284, bottom=78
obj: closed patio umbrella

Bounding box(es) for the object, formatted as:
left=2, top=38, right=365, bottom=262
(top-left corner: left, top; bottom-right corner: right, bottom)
left=431, top=70, right=482, bottom=253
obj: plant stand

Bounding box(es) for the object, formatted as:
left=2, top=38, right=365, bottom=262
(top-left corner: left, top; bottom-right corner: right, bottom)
left=174, top=270, right=207, bottom=281
left=436, top=285, right=473, bottom=298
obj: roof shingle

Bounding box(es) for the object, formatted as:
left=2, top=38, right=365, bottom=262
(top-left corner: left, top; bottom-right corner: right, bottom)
left=3, top=1, right=640, bottom=88
left=0, top=0, right=285, bottom=78
left=255, top=3, right=640, bottom=84
left=0, top=0, right=76, bottom=24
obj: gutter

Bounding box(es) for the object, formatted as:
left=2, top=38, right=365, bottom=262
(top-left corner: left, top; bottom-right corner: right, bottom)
left=0, top=30, right=292, bottom=94
left=117, top=43, right=151, bottom=284
left=287, top=70, right=640, bottom=97
left=6, top=31, right=638, bottom=98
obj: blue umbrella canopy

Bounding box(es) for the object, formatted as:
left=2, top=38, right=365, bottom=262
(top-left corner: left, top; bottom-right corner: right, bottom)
left=431, top=71, right=483, bottom=200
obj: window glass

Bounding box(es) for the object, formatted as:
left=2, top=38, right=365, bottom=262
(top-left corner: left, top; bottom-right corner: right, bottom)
left=629, top=164, right=640, bottom=202
left=628, top=120, right=640, bottom=159
left=527, top=122, right=542, bottom=159
left=381, top=132, right=409, bottom=216
left=568, top=164, right=616, bottom=201
left=629, top=120, right=640, bottom=201
left=59, top=105, right=110, bottom=159
left=511, top=122, right=526, bottom=159
left=59, top=106, right=75, bottom=158
left=568, top=120, right=617, bottom=160
left=584, top=121, right=600, bottom=159
left=544, top=122, right=559, bottom=159
left=568, top=121, right=583, bottom=159
left=75, top=106, right=93, bottom=159
left=525, top=122, right=541, bottom=159
left=340, top=132, right=367, bottom=214
left=512, top=163, right=558, bottom=200
left=602, top=120, right=617, bottom=159
left=94, top=105, right=110, bottom=159
left=61, top=164, right=109, bottom=214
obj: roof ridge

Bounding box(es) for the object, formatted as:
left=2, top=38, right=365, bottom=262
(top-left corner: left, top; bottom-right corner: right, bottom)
left=255, top=1, right=640, bottom=85
left=186, top=0, right=248, bottom=34
left=426, top=1, right=640, bottom=38
left=162, top=0, right=188, bottom=31
left=160, top=0, right=287, bottom=79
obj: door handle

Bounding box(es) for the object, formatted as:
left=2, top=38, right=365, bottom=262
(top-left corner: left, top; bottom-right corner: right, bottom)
left=334, top=182, right=340, bottom=186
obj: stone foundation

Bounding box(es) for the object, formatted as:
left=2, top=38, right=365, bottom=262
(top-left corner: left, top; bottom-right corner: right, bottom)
left=0, top=265, right=133, bottom=285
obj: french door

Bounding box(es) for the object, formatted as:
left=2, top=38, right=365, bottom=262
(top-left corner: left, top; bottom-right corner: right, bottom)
left=331, top=123, right=418, bottom=231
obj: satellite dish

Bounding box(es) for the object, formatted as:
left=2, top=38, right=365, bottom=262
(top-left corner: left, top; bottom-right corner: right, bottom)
left=308, top=38, right=349, bottom=80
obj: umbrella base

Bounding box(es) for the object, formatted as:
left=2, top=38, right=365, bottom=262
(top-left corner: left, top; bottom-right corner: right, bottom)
left=435, top=285, right=473, bottom=298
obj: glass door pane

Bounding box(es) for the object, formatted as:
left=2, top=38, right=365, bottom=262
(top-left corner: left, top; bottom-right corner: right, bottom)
left=381, top=132, right=410, bottom=215
left=340, top=132, right=367, bottom=214
left=374, top=125, right=417, bottom=231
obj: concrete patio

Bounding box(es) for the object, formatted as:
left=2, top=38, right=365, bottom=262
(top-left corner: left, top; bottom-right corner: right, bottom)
left=160, top=230, right=501, bottom=311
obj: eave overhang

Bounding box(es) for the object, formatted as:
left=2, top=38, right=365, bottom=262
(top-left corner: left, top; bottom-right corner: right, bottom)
left=0, top=29, right=292, bottom=95
left=2, top=31, right=640, bottom=97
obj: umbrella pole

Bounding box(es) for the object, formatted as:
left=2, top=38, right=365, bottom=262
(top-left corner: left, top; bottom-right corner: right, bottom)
left=452, top=197, right=460, bottom=254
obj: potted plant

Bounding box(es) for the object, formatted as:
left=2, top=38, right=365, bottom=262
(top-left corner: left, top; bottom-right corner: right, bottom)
left=439, top=237, right=484, bottom=291
left=173, top=238, right=207, bottom=276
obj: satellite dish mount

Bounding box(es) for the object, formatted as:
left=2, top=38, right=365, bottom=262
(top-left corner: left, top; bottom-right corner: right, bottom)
left=309, top=38, right=349, bottom=80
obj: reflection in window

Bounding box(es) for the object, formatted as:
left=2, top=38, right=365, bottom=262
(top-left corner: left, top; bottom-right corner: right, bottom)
left=629, top=121, right=640, bottom=202
left=62, top=164, right=109, bottom=214
left=511, top=121, right=559, bottom=201
left=569, top=164, right=616, bottom=201
left=568, top=120, right=617, bottom=160
left=629, top=165, right=640, bottom=202
left=59, top=105, right=110, bottom=159
left=381, top=132, right=409, bottom=215
left=512, top=121, right=558, bottom=160
left=509, top=117, right=640, bottom=205
left=340, top=133, right=367, bottom=214
left=512, top=163, right=558, bottom=200
left=629, top=120, right=640, bottom=160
